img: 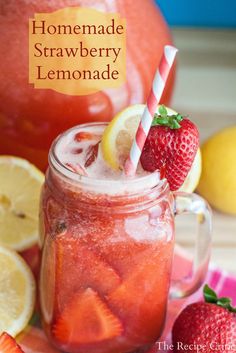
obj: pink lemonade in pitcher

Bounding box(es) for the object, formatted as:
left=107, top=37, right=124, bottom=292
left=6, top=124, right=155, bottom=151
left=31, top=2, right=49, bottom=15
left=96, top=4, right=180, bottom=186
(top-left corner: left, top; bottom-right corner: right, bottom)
left=39, top=122, right=175, bottom=353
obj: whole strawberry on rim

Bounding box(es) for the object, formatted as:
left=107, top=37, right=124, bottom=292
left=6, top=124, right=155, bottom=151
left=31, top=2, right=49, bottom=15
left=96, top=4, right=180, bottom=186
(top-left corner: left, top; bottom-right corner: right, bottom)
left=140, top=105, right=199, bottom=191
left=172, top=284, right=236, bottom=353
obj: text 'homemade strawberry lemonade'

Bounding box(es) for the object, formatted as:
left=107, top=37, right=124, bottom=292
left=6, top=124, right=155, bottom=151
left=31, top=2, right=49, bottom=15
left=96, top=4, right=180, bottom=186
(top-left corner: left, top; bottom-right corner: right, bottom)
left=39, top=121, right=175, bottom=353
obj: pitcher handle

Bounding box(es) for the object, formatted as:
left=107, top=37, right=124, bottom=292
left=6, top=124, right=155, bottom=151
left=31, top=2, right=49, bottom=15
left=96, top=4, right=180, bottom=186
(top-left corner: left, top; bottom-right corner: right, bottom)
left=170, top=192, right=212, bottom=299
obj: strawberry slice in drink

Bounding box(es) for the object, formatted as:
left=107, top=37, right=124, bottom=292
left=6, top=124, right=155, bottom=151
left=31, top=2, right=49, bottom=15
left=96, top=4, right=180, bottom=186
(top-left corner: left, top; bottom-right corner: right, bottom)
left=40, top=236, right=56, bottom=324
left=108, top=240, right=173, bottom=344
left=52, top=288, right=123, bottom=345
left=84, top=142, right=100, bottom=168
left=65, top=162, right=88, bottom=176
left=71, top=147, right=83, bottom=154
left=74, top=131, right=101, bottom=142
left=54, top=233, right=121, bottom=310
left=0, top=332, right=25, bottom=353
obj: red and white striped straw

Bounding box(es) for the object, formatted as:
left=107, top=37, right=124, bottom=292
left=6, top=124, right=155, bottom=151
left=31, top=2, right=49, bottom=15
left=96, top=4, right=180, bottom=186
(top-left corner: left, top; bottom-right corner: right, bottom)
left=124, top=45, right=178, bottom=176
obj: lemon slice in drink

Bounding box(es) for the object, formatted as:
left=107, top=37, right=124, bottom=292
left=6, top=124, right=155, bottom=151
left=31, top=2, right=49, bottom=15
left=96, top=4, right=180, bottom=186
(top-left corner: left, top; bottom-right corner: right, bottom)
left=0, top=245, right=35, bottom=336
left=101, top=104, right=201, bottom=192
left=0, top=156, right=44, bottom=251
left=101, top=104, right=177, bottom=170
left=179, top=148, right=202, bottom=192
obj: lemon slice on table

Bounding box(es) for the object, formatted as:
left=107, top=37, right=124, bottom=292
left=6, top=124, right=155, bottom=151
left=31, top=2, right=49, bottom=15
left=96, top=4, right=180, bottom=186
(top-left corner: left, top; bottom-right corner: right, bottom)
left=0, top=156, right=44, bottom=251
left=0, top=245, right=35, bottom=336
left=101, top=104, right=201, bottom=192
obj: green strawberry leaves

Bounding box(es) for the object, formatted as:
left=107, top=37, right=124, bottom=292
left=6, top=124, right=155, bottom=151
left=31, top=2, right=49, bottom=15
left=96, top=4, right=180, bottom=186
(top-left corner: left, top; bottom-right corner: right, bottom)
left=204, top=285, right=218, bottom=303
left=158, top=105, right=168, bottom=118
left=152, top=105, right=183, bottom=129
left=204, top=284, right=236, bottom=313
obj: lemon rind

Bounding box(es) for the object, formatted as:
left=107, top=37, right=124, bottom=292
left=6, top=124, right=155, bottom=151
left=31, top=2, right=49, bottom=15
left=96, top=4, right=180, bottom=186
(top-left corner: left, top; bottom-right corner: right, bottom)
left=0, top=245, right=36, bottom=337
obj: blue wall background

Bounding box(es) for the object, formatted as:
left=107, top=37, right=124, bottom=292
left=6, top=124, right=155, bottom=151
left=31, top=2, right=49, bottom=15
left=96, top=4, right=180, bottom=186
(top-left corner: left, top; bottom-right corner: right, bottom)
left=155, top=0, right=236, bottom=28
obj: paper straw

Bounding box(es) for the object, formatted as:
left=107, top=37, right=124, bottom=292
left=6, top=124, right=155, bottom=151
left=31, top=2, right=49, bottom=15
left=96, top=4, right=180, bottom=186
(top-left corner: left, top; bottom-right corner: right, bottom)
left=124, top=45, right=178, bottom=176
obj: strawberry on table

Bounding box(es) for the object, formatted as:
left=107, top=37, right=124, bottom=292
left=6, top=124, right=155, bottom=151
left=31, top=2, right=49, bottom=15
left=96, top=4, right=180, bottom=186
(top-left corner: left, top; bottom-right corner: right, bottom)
left=140, top=105, right=199, bottom=191
left=0, top=332, right=25, bottom=353
left=172, top=285, right=236, bottom=353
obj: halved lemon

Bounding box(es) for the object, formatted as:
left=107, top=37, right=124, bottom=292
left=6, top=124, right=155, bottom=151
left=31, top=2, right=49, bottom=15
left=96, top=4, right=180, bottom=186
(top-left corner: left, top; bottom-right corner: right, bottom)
left=0, top=245, right=36, bottom=336
left=0, top=156, right=44, bottom=251
left=101, top=104, right=201, bottom=192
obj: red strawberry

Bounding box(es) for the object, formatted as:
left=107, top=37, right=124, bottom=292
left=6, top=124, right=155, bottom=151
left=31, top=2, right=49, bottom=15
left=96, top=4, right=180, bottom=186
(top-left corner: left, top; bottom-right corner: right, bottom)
left=52, top=288, right=123, bottom=345
left=108, top=241, right=172, bottom=343
left=74, top=131, right=101, bottom=142
left=0, top=332, right=24, bottom=353
left=71, top=147, right=83, bottom=154
left=84, top=141, right=100, bottom=168
left=20, top=244, right=40, bottom=280
left=55, top=235, right=121, bottom=303
left=65, top=162, right=87, bottom=176
left=172, top=285, right=236, bottom=353
left=140, top=105, right=199, bottom=191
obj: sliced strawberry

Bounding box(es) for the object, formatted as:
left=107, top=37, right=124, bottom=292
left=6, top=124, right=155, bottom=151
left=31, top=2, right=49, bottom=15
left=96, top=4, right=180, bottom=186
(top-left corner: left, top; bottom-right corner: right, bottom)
left=40, top=236, right=56, bottom=324
left=16, top=327, right=60, bottom=353
left=74, top=131, right=101, bottom=142
left=71, top=147, right=83, bottom=154
left=0, top=332, right=24, bottom=353
left=108, top=240, right=174, bottom=343
left=84, top=142, right=100, bottom=168
left=55, top=235, right=121, bottom=310
left=65, top=162, right=87, bottom=176
left=21, top=244, right=40, bottom=280
left=100, top=239, right=151, bottom=276
left=53, top=288, right=123, bottom=344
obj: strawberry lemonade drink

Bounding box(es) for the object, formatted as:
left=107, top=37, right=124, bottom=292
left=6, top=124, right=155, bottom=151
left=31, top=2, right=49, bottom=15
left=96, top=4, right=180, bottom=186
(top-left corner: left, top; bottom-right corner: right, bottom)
left=39, top=106, right=211, bottom=353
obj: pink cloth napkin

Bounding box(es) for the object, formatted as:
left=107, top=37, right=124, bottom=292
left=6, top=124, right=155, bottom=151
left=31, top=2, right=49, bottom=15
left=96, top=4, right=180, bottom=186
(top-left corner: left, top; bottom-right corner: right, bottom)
left=17, top=250, right=236, bottom=353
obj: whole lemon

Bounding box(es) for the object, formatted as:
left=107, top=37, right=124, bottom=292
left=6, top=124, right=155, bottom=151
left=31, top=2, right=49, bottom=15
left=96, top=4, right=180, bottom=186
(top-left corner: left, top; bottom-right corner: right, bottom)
left=197, top=126, right=236, bottom=215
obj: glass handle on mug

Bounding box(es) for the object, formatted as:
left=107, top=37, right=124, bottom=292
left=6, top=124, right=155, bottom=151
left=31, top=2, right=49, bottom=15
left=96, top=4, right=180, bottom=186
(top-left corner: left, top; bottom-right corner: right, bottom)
left=170, top=192, right=212, bottom=299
